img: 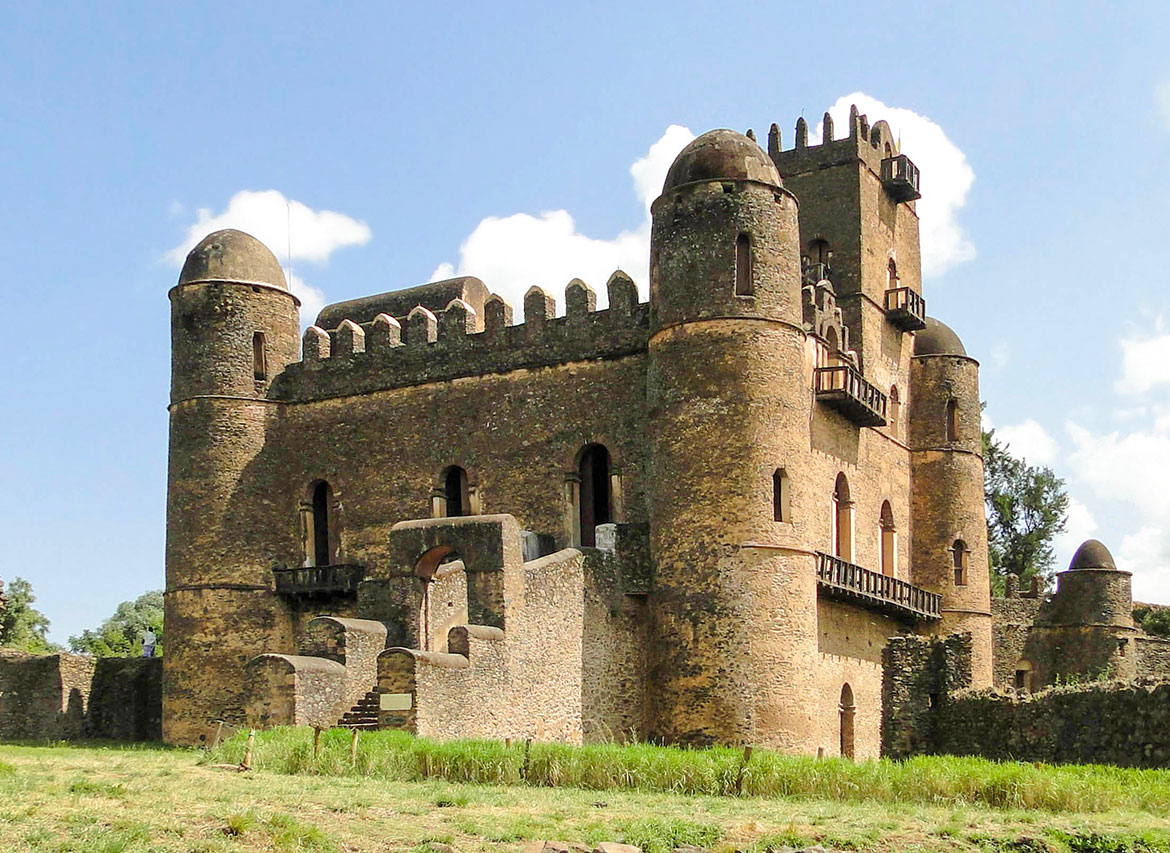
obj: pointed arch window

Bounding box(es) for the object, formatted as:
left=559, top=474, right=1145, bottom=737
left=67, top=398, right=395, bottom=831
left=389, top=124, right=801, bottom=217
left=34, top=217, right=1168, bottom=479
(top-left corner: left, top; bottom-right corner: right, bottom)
left=880, top=501, right=896, bottom=577
left=832, top=473, right=853, bottom=561
left=952, top=539, right=969, bottom=586
left=735, top=233, right=753, bottom=296
left=773, top=468, right=791, bottom=523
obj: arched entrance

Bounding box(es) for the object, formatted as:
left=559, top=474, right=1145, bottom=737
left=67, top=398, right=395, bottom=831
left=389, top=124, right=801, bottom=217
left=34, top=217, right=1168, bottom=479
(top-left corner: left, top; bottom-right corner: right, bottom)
left=578, top=444, right=611, bottom=547
left=839, top=683, right=855, bottom=760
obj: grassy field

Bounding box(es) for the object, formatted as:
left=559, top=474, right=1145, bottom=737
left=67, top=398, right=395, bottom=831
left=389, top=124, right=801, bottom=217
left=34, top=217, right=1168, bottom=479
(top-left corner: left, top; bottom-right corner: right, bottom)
left=0, top=736, right=1167, bottom=853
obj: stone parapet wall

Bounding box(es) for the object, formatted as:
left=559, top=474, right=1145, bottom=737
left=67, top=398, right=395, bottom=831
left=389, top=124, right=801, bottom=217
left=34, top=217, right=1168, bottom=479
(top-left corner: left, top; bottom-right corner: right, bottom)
left=0, top=650, right=161, bottom=741
left=1136, top=636, right=1170, bottom=678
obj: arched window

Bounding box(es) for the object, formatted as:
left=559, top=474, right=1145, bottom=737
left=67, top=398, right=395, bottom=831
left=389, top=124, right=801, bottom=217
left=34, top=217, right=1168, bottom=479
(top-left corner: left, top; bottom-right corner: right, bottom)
left=884, top=142, right=892, bottom=158
left=946, top=399, right=960, bottom=442
left=880, top=501, right=896, bottom=577
left=839, top=683, right=855, bottom=759
left=809, top=238, right=832, bottom=266
left=252, top=332, right=267, bottom=380
left=310, top=481, right=334, bottom=567
left=888, top=386, right=900, bottom=434
left=578, top=444, right=611, bottom=547
left=952, top=539, right=969, bottom=586
left=887, top=258, right=898, bottom=290
left=735, top=233, right=753, bottom=296
left=832, top=473, right=853, bottom=561
left=443, top=466, right=470, bottom=517
left=773, top=468, right=791, bottom=523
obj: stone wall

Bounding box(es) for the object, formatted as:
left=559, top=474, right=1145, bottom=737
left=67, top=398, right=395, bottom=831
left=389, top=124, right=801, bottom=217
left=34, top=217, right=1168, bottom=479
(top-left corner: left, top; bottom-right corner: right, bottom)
left=1136, top=636, right=1170, bottom=678
left=880, top=633, right=972, bottom=759
left=0, top=650, right=161, bottom=741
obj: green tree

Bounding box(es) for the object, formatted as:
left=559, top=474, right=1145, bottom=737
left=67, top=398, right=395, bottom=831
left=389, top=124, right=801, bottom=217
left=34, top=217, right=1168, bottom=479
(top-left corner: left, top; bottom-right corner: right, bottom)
left=1134, top=606, right=1170, bottom=638
left=68, top=590, right=163, bottom=657
left=0, top=577, right=60, bottom=653
left=983, top=427, right=1070, bottom=595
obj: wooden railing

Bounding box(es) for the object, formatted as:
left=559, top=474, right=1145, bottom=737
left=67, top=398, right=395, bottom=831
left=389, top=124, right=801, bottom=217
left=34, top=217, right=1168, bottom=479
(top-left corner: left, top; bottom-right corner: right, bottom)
left=273, top=564, right=365, bottom=597
left=814, top=364, right=888, bottom=427
left=881, top=154, right=921, bottom=202
left=884, top=286, right=927, bottom=331
left=816, top=552, right=940, bottom=620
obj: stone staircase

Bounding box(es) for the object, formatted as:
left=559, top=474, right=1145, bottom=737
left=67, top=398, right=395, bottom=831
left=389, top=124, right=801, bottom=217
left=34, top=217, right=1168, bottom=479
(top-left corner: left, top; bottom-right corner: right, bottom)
left=337, top=689, right=381, bottom=729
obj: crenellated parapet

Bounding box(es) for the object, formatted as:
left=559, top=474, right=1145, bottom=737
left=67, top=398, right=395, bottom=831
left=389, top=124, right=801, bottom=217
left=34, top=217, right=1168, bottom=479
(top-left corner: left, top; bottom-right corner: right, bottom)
left=271, top=271, right=648, bottom=402
left=765, top=104, right=910, bottom=187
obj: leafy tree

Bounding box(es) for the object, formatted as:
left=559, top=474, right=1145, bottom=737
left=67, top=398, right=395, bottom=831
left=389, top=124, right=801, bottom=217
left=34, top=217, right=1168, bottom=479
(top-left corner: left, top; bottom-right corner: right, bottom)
left=0, top=577, right=60, bottom=653
left=983, top=427, right=1069, bottom=595
left=1134, top=606, right=1170, bottom=638
left=68, top=590, right=163, bottom=657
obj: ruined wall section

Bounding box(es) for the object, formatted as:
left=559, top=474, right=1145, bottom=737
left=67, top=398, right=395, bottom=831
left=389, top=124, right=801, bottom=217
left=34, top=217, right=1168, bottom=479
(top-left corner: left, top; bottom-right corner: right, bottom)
left=991, top=594, right=1043, bottom=688
left=1137, top=636, right=1170, bottom=677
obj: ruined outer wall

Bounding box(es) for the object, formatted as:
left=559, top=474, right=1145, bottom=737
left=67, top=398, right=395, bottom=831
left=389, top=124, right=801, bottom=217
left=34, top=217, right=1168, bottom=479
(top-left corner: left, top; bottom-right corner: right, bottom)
left=991, top=595, right=1042, bottom=688
left=1137, top=636, right=1170, bottom=677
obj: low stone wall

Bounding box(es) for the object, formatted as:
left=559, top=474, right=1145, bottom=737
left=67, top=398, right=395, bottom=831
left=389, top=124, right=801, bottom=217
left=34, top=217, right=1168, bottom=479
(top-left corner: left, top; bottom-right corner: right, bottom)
left=1136, top=635, right=1170, bottom=678
left=243, top=654, right=348, bottom=729
left=937, top=680, right=1170, bottom=768
left=0, top=650, right=161, bottom=741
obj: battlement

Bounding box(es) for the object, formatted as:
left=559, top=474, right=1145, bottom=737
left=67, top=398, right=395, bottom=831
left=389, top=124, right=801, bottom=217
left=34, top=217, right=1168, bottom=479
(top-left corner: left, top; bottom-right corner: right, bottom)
left=764, top=104, right=910, bottom=187
left=270, top=270, right=649, bottom=402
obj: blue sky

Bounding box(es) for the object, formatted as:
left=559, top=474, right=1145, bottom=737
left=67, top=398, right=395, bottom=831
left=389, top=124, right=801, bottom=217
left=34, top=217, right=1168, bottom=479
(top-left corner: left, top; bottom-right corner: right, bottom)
left=3, top=1, right=1170, bottom=642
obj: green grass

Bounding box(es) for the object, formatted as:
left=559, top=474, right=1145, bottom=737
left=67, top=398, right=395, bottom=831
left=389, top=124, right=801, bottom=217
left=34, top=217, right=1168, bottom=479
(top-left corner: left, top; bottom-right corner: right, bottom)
left=207, top=727, right=1170, bottom=813
left=0, top=738, right=1166, bottom=852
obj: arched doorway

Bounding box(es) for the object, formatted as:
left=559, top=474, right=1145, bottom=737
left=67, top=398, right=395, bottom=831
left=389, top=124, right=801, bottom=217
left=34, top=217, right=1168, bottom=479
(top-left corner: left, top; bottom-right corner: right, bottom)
left=443, top=466, right=470, bottom=517
left=578, top=444, right=611, bottom=547
left=414, top=546, right=455, bottom=652
left=311, top=481, right=334, bottom=567
left=839, top=683, right=855, bottom=759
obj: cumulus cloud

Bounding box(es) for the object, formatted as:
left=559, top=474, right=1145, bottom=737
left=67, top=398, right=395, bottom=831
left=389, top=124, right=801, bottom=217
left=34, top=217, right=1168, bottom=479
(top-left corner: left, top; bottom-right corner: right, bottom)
left=1053, top=497, right=1099, bottom=569
left=430, top=125, right=695, bottom=310
left=1116, top=320, right=1170, bottom=395
left=166, top=190, right=370, bottom=323
left=815, top=92, right=976, bottom=278
left=996, top=418, right=1059, bottom=465
left=1121, top=526, right=1170, bottom=602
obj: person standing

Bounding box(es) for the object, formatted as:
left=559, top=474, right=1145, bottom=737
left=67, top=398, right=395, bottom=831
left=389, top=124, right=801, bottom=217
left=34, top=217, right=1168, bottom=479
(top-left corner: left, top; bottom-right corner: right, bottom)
left=141, top=628, right=157, bottom=658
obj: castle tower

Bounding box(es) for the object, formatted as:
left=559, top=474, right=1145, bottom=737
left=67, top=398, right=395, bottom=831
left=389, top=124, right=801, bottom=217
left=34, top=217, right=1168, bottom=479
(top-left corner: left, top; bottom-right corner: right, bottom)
left=908, top=318, right=992, bottom=686
left=165, top=229, right=301, bottom=744
left=647, top=130, right=818, bottom=748
left=770, top=109, right=924, bottom=367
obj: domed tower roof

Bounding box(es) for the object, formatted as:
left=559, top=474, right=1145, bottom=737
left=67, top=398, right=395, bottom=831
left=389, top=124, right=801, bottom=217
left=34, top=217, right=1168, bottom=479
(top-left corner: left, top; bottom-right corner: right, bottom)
left=914, top=316, right=967, bottom=356
left=1069, top=539, right=1117, bottom=570
left=178, top=229, right=287, bottom=289
left=662, top=129, right=781, bottom=192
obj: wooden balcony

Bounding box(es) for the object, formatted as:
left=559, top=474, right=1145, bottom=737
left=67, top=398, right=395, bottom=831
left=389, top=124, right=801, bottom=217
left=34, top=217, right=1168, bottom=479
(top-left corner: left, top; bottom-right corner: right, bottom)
left=881, top=154, right=921, bottom=202
left=273, top=564, right=365, bottom=597
left=802, top=262, right=831, bottom=286
left=816, top=552, right=940, bottom=621
left=814, top=364, right=887, bottom=427
left=884, top=286, right=927, bottom=331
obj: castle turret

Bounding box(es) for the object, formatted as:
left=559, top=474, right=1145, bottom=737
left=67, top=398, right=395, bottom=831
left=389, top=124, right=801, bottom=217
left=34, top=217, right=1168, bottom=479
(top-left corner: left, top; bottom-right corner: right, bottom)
left=165, top=229, right=300, bottom=744
left=909, top=317, right=992, bottom=686
left=647, top=130, right=817, bottom=748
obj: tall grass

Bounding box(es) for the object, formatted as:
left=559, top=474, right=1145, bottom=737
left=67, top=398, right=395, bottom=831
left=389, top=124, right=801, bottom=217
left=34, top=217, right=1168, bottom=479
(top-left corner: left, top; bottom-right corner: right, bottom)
left=205, top=727, right=1170, bottom=814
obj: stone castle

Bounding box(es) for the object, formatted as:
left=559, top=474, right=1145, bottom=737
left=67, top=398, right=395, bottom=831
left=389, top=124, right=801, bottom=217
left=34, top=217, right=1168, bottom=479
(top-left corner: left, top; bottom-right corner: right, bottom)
left=162, top=107, right=1170, bottom=759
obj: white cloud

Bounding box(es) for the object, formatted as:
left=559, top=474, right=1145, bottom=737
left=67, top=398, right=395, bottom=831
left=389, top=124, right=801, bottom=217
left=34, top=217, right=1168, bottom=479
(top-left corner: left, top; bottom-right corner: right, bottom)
left=815, top=92, right=976, bottom=278
left=429, top=125, right=695, bottom=310
left=1120, top=526, right=1170, bottom=602
left=997, top=418, right=1059, bottom=465
left=1116, top=320, right=1170, bottom=395
left=287, top=271, right=325, bottom=323
left=1053, top=497, right=1099, bottom=570
left=990, top=342, right=1010, bottom=370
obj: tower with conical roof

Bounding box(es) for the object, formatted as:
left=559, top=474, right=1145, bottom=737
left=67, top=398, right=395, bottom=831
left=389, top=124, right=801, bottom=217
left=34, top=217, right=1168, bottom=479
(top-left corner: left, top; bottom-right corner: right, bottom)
left=165, top=229, right=301, bottom=744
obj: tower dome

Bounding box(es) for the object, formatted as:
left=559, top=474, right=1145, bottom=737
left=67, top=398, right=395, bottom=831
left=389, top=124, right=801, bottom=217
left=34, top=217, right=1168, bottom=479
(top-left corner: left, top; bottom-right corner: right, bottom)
left=1069, top=539, right=1117, bottom=570
left=178, top=229, right=287, bottom=289
left=914, top=316, right=967, bottom=356
left=662, top=130, right=781, bottom=192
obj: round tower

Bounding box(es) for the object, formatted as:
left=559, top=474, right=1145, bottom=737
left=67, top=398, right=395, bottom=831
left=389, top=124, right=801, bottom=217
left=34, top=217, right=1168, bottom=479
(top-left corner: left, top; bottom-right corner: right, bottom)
left=908, top=318, right=993, bottom=686
left=165, top=229, right=300, bottom=744
left=1037, top=539, right=1137, bottom=684
left=647, top=130, right=817, bottom=748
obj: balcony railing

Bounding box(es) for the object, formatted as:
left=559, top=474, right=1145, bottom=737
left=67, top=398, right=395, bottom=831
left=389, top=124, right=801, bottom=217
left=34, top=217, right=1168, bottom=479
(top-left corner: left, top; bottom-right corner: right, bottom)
left=884, top=286, right=927, bottom=331
left=816, top=552, right=940, bottom=620
left=802, top=262, right=831, bottom=287
left=273, top=564, right=365, bottom=597
left=814, top=364, right=888, bottom=427
left=881, top=154, right=921, bottom=202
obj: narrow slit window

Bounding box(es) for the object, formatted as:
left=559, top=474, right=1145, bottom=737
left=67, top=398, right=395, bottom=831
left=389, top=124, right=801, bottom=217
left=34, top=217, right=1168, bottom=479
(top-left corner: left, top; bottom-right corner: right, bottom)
left=253, top=332, right=267, bottom=380
left=832, top=473, right=852, bottom=561
left=952, top=539, right=969, bottom=586
left=887, top=258, right=898, bottom=290
left=773, top=469, right=791, bottom=522
left=880, top=501, right=896, bottom=577
left=311, top=481, right=333, bottom=567
left=735, top=232, right=753, bottom=296
left=578, top=444, right=612, bottom=547
left=946, top=399, right=960, bottom=441
left=443, top=466, right=470, bottom=517
left=889, top=386, right=900, bottom=435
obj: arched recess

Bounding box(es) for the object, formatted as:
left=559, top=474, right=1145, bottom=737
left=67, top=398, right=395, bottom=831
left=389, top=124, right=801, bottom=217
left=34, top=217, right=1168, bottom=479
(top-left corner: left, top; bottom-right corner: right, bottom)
left=577, top=444, right=612, bottom=547
left=952, top=539, right=969, bottom=586
left=880, top=501, right=896, bottom=577
left=252, top=331, right=267, bottom=380
left=443, top=466, right=470, bottom=517
left=946, top=399, right=960, bottom=442
left=303, top=480, right=340, bottom=567
left=839, top=683, right=856, bottom=759
left=414, top=546, right=458, bottom=652
left=735, top=232, right=753, bottom=296
left=773, top=468, right=791, bottom=523
left=809, top=238, right=832, bottom=267
left=888, top=385, right=901, bottom=435
left=887, top=258, right=898, bottom=290
left=832, top=473, right=853, bottom=562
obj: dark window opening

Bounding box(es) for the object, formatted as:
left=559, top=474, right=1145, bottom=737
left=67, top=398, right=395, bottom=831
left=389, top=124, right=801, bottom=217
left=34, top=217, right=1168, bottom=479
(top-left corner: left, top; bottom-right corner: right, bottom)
left=952, top=539, right=969, bottom=586
left=946, top=399, right=960, bottom=442
left=773, top=468, right=791, bottom=522
left=735, top=233, right=753, bottom=296
left=833, top=473, right=852, bottom=561
left=887, top=258, right=898, bottom=290
left=312, top=481, right=333, bottom=567
left=810, top=238, right=832, bottom=266
left=880, top=501, right=896, bottom=577
left=444, top=466, right=470, bottom=517
left=253, top=332, right=267, bottom=380
left=579, top=444, right=611, bottom=547
left=839, top=683, right=855, bottom=760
